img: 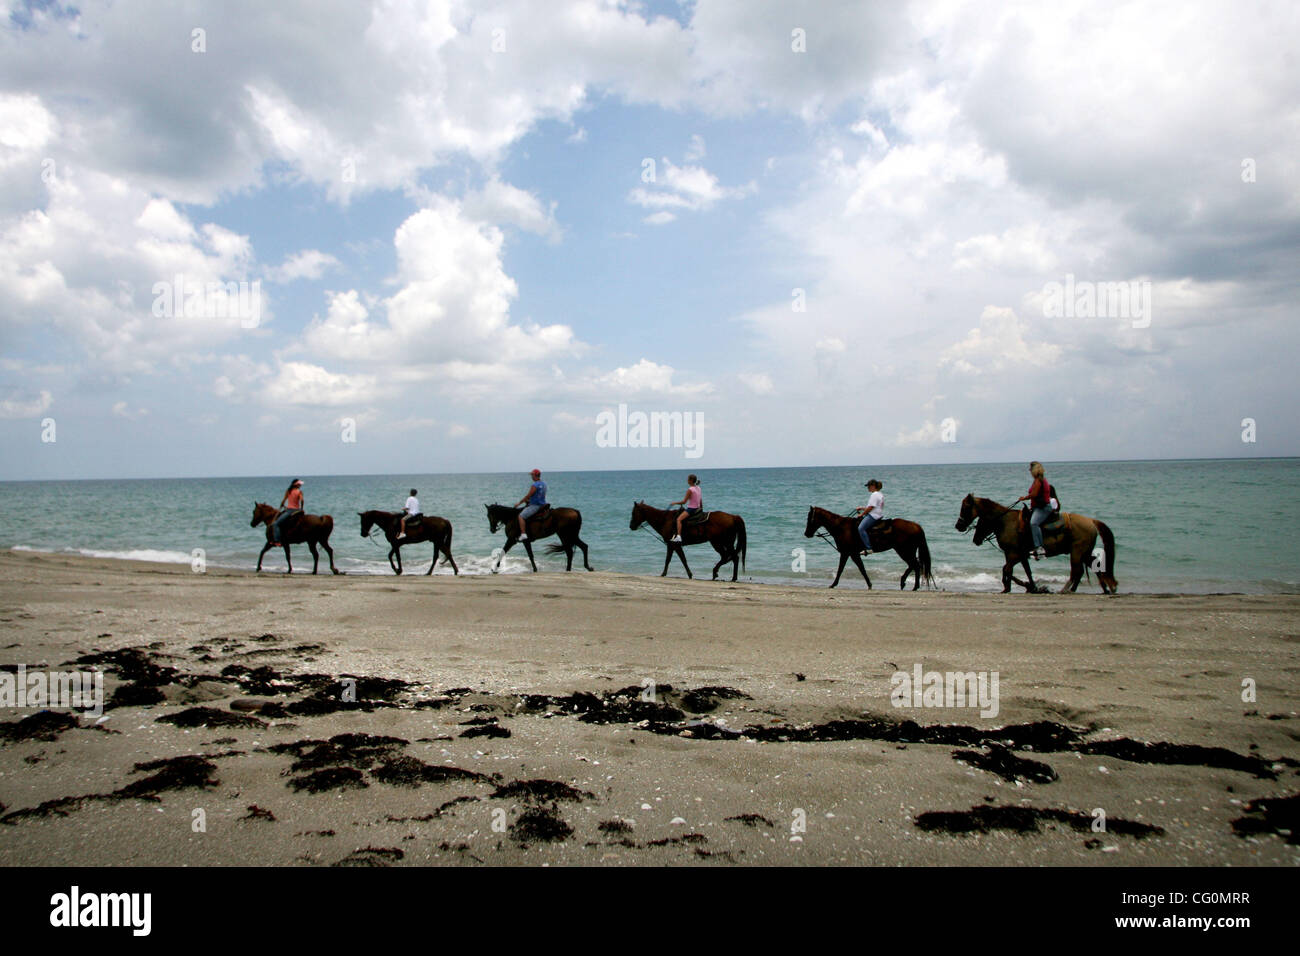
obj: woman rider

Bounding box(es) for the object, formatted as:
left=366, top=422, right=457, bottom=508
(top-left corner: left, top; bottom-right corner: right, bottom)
left=852, top=479, right=884, bottom=554
left=1015, top=461, right=1052, bottom=559
left=271, top=478, right=303, bottom=547
left=516, top=469, right=546, bottom=541
left=669, top=474, right=702, bottom=543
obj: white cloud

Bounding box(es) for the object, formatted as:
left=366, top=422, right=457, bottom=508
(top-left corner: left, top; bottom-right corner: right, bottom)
left=629, top=159, right=754, bottom=214
left=262, top=361, right=378, bottom=407
left=0, top=388, right=52, bottom=419
left=270, top=249, right=341, bottom=283
left=938, top=306, right=1062, bottom=376
left=738, top=372, right=774, bottom=394
left=461, top=177, right=560, bottom=241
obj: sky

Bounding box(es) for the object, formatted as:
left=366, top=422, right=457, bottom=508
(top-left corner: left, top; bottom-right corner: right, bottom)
left=0, top=0, right=1297, bottom=480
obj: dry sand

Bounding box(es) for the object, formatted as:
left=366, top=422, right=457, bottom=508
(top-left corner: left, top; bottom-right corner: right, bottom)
left=0, top=548, right=1296, bottom=866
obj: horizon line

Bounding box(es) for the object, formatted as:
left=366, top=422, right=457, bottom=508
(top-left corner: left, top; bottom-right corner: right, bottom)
left=1, top=454, right=1293, bottom=484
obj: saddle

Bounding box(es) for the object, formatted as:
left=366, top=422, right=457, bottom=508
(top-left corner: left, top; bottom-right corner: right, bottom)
left=684, top=509, right=709, bottom=526
left=1018, top=506, right=1067, bottom=538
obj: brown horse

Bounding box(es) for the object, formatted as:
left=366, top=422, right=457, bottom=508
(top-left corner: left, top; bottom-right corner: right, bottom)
left=250, top=502, right=339, bottom=574
left=955, top=494, right=1117, bottom=594
left=803, top=506, right=936, bottom=590
left=485, top=503, right=592, bottom=572
left=359, top=510, right=458, bottom=576
left=629, top=501, right=747, bottom=581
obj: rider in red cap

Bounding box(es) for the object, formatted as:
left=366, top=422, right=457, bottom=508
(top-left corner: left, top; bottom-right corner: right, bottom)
left=515, top=469, right=547, bottom=540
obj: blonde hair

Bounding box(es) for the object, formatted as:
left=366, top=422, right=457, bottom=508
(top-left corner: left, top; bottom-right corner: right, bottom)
left=1029, top=461, right=1045, bottom=479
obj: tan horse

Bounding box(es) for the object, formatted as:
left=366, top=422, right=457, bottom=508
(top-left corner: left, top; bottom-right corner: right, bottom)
left=250, top=502, right=340, bottom=574
left=955, top=494, right=1117, bottom=594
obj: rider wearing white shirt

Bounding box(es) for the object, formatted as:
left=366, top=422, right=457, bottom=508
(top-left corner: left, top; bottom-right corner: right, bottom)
left=852, top=479, right=885, bottom=554
left=397, top=489, right=421, bottom=540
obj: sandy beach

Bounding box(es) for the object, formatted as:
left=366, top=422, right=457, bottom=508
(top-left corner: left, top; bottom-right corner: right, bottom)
left=0, top=547, right=1295, bottom=866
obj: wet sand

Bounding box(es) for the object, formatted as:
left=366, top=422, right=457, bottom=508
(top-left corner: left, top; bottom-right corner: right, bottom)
left=0, top=548, right=1296, bottom=866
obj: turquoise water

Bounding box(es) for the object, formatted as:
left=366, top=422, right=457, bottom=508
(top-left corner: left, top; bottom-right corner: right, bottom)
left=1, top=459, right=1297, bottom=593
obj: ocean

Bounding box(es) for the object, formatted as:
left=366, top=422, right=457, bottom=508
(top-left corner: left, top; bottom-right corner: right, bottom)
left=2, top=459, right=1296, bottom=593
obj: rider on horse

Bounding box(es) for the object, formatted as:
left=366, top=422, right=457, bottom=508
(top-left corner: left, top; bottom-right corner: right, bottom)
left=1014, top=462, right=1052, bottom=559
left=852, top=479, right=884, bottom=554
left=516, top=469, right=546, bottom=541
left=669, top=474, right=702, bottom=543
left=271, top=478, right=304, bottom=547
left=396, top=489, right=420, bottom=540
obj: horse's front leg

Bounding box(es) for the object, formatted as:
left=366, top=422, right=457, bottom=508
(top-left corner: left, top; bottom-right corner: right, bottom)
left=256, top=542, right=273, bottom=572
left=523, top=540, right=537, bottom=572
left=308, top=541, right=320, bottom=574
left=676, top=544, right=693, bottom=579
left=1001, top=559, right=1015, bottom=593
left=426, top=543, right=438, bottom=575
left=283, top=544, right=293, bottom=574
left=1020, top=558, right=1041, bottom=592
left=850, top=552, right=871, bottom=589
left=829, top=553, right=847, bottom=588
left=661, top=544, right=673, bottom=577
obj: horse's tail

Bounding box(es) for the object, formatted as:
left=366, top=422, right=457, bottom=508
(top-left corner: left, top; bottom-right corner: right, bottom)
left=918, top=528, right=936, bottom=588
left=736, top=517, right=747, bottom=573
left=545, top=542, right=567, bottom=555
left=1097, top=519, right=1117, bottom=590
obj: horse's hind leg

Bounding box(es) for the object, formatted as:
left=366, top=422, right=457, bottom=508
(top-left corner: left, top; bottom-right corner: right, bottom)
left=578, top=538, right=592, bottom=571
left=321, top=539, right=339, bottom=574
left=564, top=543, right=574, bottom=572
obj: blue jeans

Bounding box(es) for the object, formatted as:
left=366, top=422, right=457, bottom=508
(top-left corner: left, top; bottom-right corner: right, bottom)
left=272, top=508, right=301, bottom=542
left=858, top=514, right=880, bottom=551
left=1030, top=506, right=1052, bottom=550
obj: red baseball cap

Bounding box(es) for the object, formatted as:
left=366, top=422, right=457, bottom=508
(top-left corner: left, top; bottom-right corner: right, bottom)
left=530, top=468, right=541, bottom=476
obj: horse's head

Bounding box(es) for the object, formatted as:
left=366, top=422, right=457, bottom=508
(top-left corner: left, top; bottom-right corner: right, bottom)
left=359, top=511, right=374, bottom=537
left=803, top=506, right=820, bottom=538
left=955, top=494, right=977, bottom=532
left=251, top=502, right=273, bottom=527
left=629, top=501, right=646, bottom=530
left=486, top=503, right=502, bottom=534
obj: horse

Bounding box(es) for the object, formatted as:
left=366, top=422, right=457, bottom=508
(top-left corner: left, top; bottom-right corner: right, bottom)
left=955, top=494, right=1117, bottom=594
left=358, top=510, right=458, bottom=576
left=484, top=503, right=592, bottom=572
left=629, top=501, right=747, bottom=582
left=249, top=502, right=340, bottom=574
left=803, top=506, right=936, bottom=590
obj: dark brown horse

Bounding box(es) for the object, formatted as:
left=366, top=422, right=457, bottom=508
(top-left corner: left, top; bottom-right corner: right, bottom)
left=955, top=494, right=1117, bottom=594
left=629, top=501, right=747, bottom=581
left=359, top=510, right=458, bottom=576
left=803, top=506, right=935, bottom=590
left=250, top=502, right=339, bottom=574
left=485, top=503, right=592, bottom=572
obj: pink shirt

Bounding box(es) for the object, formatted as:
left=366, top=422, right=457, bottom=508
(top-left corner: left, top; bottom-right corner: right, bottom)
left=686, top=486, right=702, bottom=509
left=285, top=488, right=303, bottom=509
